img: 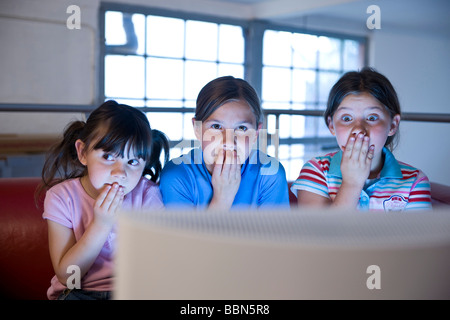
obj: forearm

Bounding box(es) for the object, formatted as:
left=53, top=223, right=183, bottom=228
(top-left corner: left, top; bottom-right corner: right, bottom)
left=331, top=182, right=362, bottom=209
left=54, top=222, right=112, bottom=284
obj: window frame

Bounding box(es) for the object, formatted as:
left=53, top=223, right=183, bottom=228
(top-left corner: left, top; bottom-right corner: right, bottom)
left=98, top=2, right=369, bottom=179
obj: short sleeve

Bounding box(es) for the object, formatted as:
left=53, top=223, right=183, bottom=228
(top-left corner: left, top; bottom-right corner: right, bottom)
left=405, top=171, right=432, bottom=210
left=141, top=180, right=165, bottom=210
left=290, top=159, right=330, bottom=199
left=43, top=188, right=74, bottom=228
left=159, top=161, right=196, bottom=208
left=258, top=161, right=290, bottom=208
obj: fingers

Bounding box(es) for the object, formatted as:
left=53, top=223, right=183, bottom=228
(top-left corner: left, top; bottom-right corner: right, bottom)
left=343, top=134, right=356, bottom=157
left=212, top=148, right=240, bottom=180
left=359, top=134, right=370, bottom=160
left=366, top=145, right=375, bottom=163
left=96, top=183, right=124, bottom=213
left=344, top=133, right=374, bottom=162
left=212, top=148, right=224, bottom=177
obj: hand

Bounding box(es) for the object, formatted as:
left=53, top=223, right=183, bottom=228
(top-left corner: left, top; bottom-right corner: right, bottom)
left=93, top=183, right=124, bottom=227
left=340, top=133, right=375, bottom=189
left=209, top=148, right=241, bottom=209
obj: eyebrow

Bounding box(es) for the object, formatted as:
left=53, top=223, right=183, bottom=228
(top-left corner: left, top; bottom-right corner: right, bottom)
left=203, top=119, right=254, bottom=125
left=336, top=106, right=384, bottom=112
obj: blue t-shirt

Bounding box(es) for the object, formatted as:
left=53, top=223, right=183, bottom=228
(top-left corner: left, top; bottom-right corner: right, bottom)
left=160, top=148, right=290, bottom=210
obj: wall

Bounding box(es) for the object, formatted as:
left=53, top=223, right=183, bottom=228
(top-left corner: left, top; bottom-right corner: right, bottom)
left=0, top=0, right=449, bottom=184
left=371, top=29, right=450, bottom=185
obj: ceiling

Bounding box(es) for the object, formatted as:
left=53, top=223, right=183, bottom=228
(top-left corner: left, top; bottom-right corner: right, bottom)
left=207, top=0, right=450, bottom=35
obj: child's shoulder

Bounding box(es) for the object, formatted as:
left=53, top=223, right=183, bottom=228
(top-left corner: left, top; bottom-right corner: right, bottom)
left=136, top=176, right=159, bottom=189
left=304, top=151, right=339, bottom=172
left=396, top=160, right=427, bottom=179
left=47, top=178, right=82, bottom=195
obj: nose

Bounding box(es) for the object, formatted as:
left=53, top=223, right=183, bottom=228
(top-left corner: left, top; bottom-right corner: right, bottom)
left=351, top=121, right=368, bottom=137
left=111, top=161, right=127, bottom=179
left=222, top=129, right=236, bottom=150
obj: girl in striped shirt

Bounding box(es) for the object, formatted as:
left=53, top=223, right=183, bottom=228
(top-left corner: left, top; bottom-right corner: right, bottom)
left=291, top=67, right=432, bottom=211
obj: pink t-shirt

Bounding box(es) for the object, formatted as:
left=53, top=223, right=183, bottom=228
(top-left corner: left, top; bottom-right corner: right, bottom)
left=42, top=177, right=164, bottom=299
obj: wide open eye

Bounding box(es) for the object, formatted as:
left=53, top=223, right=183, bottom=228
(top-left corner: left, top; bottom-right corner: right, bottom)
left=367, top=114, right=379, bottom=121
left=210, top=123, right=222, bottom=130
left=341, top=115, right=352, bottom=122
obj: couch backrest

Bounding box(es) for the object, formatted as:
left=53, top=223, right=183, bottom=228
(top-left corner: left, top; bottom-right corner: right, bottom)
left=0, top=177, right=53, bottom=300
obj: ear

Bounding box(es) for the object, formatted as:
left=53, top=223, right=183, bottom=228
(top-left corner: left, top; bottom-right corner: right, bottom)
left=192, top=117, right=202, bottom=141
left=250, top=122, right=263, bottom=145
left=255, top=122, right=263, bottom=136
left=388, top=114, right=401, bottom=136
left=75, top=139, right=87, bottom=166
left=327, top=116, right=336, bottom=136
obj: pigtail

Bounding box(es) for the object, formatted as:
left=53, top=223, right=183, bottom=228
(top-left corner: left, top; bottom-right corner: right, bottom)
left=36, top=121, right=86, bottom=200
left=145, top=129, right=170, bottom=183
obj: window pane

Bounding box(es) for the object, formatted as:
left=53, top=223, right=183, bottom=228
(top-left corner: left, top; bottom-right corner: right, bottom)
left=304, top=117, right=319, bottom=137
left=184, top=60, right=217, bottom=100
left=183, top=113, right=196, bottom=140
left=218, top=63, right=244, bottom=78
left=105, top=55, right=145, bottom=99
left=288, top=144, right=305, bottom=180
left=133, top=14, right=145, bottom=55
left=318, top=37, right=341, bottom=70
left=291, top=144, right=305, bottom=159
left=147, top=16, right=184, bottom=58
left=185, top=21, right=218, bottom=61
left=105, top=11, right=126, bottom=45
left=318, top=118, right=334, bottom=137
left=105, top=12, right=145, bottom=55
left=184, top=100, right=196, bottom=108
left=112, top=99, right=145, bottom=107
left=218, top=24, right=244, bottom=63
left=146, top=112, right=183, bottom=141
left=291, top=103, right=307, bottom=110
left=343, top=39, right=362, bottom=71
left=292, top=69, right=316, bottom=103
left=267, top=145, right=276, bottom=158
left=266, top=114, right=276, bottom=134
left=263, top=30, right=292, bottom=67
left=262, top=67, right=291, bottom=102
left=279, top=115, right=291, bottom=139
left=262, top=101, right=291, bottom=110
left=318, top=71, right=340, bottom=103
left=146, top=57, right=184, bottom=99
left=290, top=115, right=306, bottom=138
left=292, top=33, right=318, bottom=69
left=146, top=99, right=184, bottom=108
left=278, top=144, right=290, bottom=160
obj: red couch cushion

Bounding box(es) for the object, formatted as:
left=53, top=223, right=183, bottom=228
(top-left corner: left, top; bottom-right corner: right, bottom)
left=0, top=178, right=53, bottom=300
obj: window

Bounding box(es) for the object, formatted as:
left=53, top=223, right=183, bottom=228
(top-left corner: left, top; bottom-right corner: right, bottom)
left=101, top=5, right=366, bottom=180
left=103, top=9, right=245, bottom=158
left=261, top=29, right=365, bottom=179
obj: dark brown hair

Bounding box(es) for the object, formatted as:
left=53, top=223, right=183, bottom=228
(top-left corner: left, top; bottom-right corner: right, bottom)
left=324, top=67, right=401, bottom=149
left=195, top=76, right=263, bottom=126
left=38, top=100, right=169, bottom=198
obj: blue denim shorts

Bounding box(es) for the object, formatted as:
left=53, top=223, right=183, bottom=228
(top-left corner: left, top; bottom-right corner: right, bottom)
left=58, top=288, right=112, bottom=300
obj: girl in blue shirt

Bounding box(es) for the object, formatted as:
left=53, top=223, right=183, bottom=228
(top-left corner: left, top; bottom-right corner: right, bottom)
left=160, top=76, right=290, bottom=210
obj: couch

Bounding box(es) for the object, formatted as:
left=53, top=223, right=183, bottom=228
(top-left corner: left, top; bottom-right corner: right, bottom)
left=0, top=177, right=53, bottom=300
left=0, top=177, right=449, bottom=300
